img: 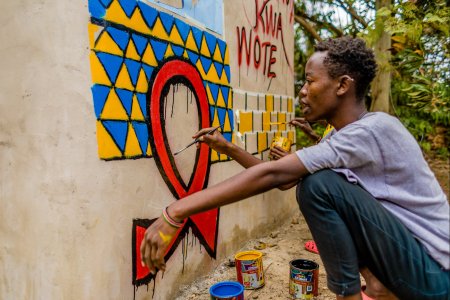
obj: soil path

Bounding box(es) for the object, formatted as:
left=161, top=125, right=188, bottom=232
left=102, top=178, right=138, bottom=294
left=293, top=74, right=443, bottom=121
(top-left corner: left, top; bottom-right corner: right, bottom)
left=176, top=156, right=449, bottom=299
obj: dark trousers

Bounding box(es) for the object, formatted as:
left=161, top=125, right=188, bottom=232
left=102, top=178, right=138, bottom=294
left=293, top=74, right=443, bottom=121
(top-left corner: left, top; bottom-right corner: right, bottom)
left=296, top=170, right=449, bottom=299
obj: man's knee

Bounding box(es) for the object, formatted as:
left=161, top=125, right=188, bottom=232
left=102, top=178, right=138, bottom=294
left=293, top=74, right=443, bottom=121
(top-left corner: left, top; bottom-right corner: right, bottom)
left=296, top=169, right=336, bottom=211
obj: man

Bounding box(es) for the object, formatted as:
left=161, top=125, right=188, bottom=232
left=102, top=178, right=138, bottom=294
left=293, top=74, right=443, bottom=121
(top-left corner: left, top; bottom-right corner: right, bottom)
left=140, top=37, right=449, bottom=300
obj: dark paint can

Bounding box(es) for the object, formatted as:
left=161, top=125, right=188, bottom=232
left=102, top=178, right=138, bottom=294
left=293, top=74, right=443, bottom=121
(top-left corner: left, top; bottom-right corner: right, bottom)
left=289, top=259, right=319, bottom=299
left=209, top=281, right=244, bottom=300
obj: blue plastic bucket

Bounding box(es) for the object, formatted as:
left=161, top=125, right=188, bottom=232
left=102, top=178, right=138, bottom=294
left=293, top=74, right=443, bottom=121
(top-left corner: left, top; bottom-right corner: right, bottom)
left=209, top=281, right=244, bottom=300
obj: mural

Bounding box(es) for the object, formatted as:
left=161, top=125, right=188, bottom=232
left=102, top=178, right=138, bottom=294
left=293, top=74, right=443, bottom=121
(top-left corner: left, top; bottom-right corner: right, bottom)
left=87, top=0, right=295, bottom=293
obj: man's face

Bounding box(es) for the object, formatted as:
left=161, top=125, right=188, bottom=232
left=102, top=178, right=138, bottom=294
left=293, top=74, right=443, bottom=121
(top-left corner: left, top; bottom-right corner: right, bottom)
left=298, top=52, right=339, bottom=123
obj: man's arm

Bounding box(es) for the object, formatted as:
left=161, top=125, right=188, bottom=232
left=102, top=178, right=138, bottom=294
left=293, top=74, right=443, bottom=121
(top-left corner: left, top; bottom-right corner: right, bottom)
left=140, top=153, right=308, bottom=272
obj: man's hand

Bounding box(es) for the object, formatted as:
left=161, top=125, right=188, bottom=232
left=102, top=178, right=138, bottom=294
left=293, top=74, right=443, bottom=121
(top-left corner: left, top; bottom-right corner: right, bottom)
left=289, top=118, right=321, bottom=142
left=193, top=127, right=230, bottom=154
left=269, top=146, right=290, bottom=160
left=140, top=216, right=179, bottom=273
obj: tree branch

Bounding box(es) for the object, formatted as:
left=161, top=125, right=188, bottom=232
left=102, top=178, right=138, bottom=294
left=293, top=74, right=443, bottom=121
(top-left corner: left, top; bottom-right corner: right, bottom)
left=335, top=0, right=369, bottom=28
left=296, top=10, right=344, bottom=36
left=294, top=15, right=322, bottom=41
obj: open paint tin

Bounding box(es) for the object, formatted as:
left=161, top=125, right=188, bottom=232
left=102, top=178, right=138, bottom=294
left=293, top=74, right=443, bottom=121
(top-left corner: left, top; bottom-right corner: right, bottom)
left=209, top=281, right=244, bottom=300
left=235, top=250, right=265, bottom=289
left=289, top=259, right=319, bottom=299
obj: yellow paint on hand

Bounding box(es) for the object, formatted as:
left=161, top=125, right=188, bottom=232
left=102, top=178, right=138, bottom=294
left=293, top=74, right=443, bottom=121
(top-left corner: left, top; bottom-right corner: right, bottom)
left=159, top=231, right=172, bottom=244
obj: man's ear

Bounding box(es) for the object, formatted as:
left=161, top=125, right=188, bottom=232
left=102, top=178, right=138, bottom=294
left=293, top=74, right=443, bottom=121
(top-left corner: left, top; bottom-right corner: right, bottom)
left=336, top=75, right=354, bottom=96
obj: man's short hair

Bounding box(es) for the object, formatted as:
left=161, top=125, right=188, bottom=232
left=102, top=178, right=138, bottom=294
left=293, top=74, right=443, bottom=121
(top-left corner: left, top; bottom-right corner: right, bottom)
left=315, top=37, right=377, bottom=101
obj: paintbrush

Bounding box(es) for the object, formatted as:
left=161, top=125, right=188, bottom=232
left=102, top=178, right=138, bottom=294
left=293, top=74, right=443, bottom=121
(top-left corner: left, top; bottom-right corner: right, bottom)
left=268, top=122, right=288, bottom=125
left=173, top=124, right=223, bottom=156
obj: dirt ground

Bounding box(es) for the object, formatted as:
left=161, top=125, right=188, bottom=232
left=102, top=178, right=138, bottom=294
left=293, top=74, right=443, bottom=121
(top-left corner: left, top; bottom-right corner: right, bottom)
left=176, top=156, right=449, bottom=300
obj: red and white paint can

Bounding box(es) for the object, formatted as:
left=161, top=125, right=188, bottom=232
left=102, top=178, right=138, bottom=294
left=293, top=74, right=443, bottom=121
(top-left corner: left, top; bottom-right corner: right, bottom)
left=289, top=259, right=319, bottom=299
left=234, top=251, right=265, bottom=289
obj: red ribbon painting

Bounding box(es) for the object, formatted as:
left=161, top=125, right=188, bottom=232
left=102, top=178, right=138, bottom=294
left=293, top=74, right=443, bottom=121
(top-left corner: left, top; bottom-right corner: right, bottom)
left=132, top=59, right=219, bottom=286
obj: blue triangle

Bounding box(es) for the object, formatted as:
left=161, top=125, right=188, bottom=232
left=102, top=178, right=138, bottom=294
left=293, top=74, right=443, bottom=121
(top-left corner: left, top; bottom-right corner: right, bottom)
left=102, top=120, right=128, bottom=152
left=213, top=62, right=223, bottom=77
left=217, top=39, right=227, bottom=63
left=88, top=0, right=106, bottom=18
left=135, top=93, right=148, bottom=119
left=227, top=108, right=234, bottom=131
left=91, top=84, right=111, bottom=118
left=220, top=86, right=229, bottom=107
left=99, top=0, right=112, bottom=8
left=208, top=83, right=219, bottom=102
left=115, top=88, right=133, bottom=116
left=191, top=27, right=203, bottom=51
left=124, top=59, right=141, bottom=86
left=150, top=40, right=168, bottom=62
left=187, top=50, right=199, bottom=65
left=224, top=65, right=230, bottom=82
left=117, top=0, right=137, bottom=17
left=204, top=32, right=217, bottom=57
left=106, top=27, right=129, bottom=51
left=142, top=64, right=154, bottom=82
left=96, top=52, right=123, bottom=83
left=217, top=107, right=226, bottom=126
left=171, top=45, right=184, bottom=57
left=200, top=56, right=212, bottom=73
left=209, top=107, right=215, bottom=124
left=223, top=132, right=232, bottom=142
left=159, top=11, right=174, bottom=34
left=174, top=19, right=190, bottom=43
left=132, top=121, right=149, bottom=154
left=138, top=2, right=158, bottom=28
left=131, top=34, right=148, bottom=56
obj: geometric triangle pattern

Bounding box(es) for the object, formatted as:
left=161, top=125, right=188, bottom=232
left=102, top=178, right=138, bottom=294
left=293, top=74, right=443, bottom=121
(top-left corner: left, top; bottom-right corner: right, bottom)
left=88, top=0, right=233, bottom=161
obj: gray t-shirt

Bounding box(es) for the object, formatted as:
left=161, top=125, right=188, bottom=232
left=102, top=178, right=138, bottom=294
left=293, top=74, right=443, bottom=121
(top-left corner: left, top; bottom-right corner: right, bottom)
left=296, top=112, right=449, bottom=269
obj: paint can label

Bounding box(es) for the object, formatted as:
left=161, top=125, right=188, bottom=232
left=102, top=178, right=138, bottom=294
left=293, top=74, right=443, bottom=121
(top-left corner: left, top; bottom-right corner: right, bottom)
left=289, top=259, right=319, bottom=299
left=235, top=251, right=265, bottom=289
left=269, top=136, right=292, bottom=159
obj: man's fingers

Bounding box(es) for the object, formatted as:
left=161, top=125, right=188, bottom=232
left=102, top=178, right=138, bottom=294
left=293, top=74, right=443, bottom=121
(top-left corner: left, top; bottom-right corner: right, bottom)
left=192, top=127, right=215, bottom=139
left=154, top=246, right=167, bottom=271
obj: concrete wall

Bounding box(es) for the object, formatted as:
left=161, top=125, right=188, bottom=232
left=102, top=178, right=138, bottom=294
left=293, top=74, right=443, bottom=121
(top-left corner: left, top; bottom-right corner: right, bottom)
left=0, top=0, right=297, bottom=299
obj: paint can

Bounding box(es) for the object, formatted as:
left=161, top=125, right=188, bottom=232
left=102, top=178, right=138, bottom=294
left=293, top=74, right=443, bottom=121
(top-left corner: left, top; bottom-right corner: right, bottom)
left=289, top=259, right=319, bottom=299
left=269, top=136, right=292, bottom=159
left=209, top=281, right=244, bottom=300
left=234, top=250, right=265, bottom=289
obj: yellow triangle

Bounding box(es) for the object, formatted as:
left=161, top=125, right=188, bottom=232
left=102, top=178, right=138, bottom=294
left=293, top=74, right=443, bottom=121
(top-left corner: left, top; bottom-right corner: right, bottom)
left=135, top=68, right=149, bottom=93
left=216, top=88, right=226, bottom=108
left=169, top=25, right=184, bottom=46
left=88, top=23, right=102, bottom=50
left=115, top=64, right=134, bottom=90
left=101, top=88, right=129, bottom=120
left=219, top=68, right=229, bottom=85
left=125, top=123, right=143, bottom=157
left=129, top=8, right=151, bottom=36
left=151, top=17, right=169, bottom=40
left=97, top=121, right=122, bottom=159
left=211, top=150, right=219, bottom=162
left=164, top=44, right=175, bottom=59
left=105, top=0, right=130, bottom=27
left=131, top=94, right=145, bottom=121
left=223, top=110, right=232, bottom=132
left=95, top=31, right=123, bottom=56
left=185, top=30, right=199, bottom=53
left=205, top=63, right=220, bottom=83
left=183, top=49, right=189, bottom=59
left=142, top=43, right=158, bottom=67
left=126, top=39, right=141, bottom=61
left=206, top=84, right=215, bottom=105
left=200, top=36, right=211, bottom=57
left=219, top=153, right=228, bottom=160
left=195, top=60, right=207, bottom=78
left=223, top=46, right=229, bottom=65
left=146, top=141, right=153, bottom=156
left=90, top=51, right=112, bottom=86
left=212, top=109, right=220, bottom=127
left=228, top=88, right=233, bottom=109
left=212, top=43, right=223, bottom=63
